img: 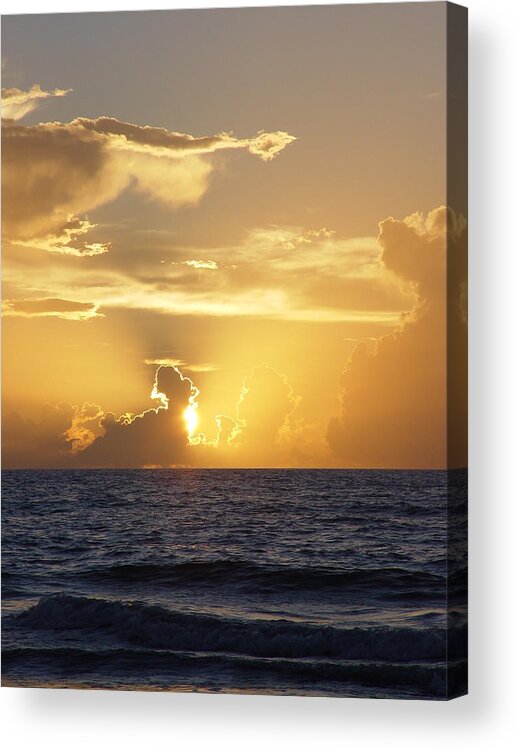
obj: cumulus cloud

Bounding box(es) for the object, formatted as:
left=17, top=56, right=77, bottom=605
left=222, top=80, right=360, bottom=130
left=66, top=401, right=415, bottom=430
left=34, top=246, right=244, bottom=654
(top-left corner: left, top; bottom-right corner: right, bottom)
left=327, top=206, right=467, bottom=469
left=1, top=84, right=72, bottom=121
left=74, top=362, right=303, bottom=467
left=2, top=298, right=102, bottom=321
left=2, top=202, right=466, bottom=470
left=231, top=364, right=299, bottom=450
left=1, top=101, right=296, bottom=255
left=75, top=365, right=198, bottom=467
left=64, top=403, right=105, bottom=453
left=184, top=364, right=308, bottom=467
left=7, top=362, right=303, bottom=468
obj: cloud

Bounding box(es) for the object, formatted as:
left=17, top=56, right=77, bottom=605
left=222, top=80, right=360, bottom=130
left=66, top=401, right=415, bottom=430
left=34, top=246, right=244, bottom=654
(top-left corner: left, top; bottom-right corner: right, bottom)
left=76, top=362, right=301, bottom=467
left=75, top=365, right=198, bottom=467
left=5, top=362, right=304, bottom=468
left=231, top=364, right=299, bottom=450
left=73, top=117, right=296, bottom=161
left=2, top=205, right=466, bottom=470
left=327, top=206, right=467, bottom=469
left=183, top=260, right=218, bottom=270
left=64, top=403, right=105, bottom=453
left=2, top=368, right=199, bottom=468
left=2, top=118, right=132, bottom=248
left=2, top=402, right=77, bottom=469
left=144, top=358, right=219, bottom=373
left=4, top=220, right=413, bottom=325
left=141, top=226, right=413, bottom=323
left=184, top=364, right=307, bottom=467
left=223, top=364, right=333, bottom=466
left=213, top=414, right=242, bottom=448
left=13, top=218, right=111, bottom=257
left=1, top=84, right=72, bottom=121
left=2, top=99, right=296, bottom=255
left=2, top=298, right=102, bottom=321
left=245, top=130, right=297, bottom=161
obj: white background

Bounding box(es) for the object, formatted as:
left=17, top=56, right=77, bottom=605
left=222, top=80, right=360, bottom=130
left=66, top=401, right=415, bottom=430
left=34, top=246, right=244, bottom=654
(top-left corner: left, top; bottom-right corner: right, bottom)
left=1, top=1, right=515, bottom=748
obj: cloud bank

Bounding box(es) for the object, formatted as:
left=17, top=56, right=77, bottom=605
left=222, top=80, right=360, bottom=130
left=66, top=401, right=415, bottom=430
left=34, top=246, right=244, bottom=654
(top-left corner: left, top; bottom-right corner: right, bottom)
left=4, top=221, right=413, bottom=324
left=1, top=85, right=296, bottom=256
left=3, top=362, right=313, bottom=468
left=2, top=202, right=465, bottom=469
left=74, top=363, right=305, bottom=468
left=327, top=206, right=467, bottom=468
left=75, top=366, right=197, bottom=468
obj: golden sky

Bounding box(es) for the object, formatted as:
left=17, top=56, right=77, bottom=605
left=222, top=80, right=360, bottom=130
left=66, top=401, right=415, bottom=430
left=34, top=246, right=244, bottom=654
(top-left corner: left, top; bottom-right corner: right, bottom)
left=1, top=5, right=466, bottom=469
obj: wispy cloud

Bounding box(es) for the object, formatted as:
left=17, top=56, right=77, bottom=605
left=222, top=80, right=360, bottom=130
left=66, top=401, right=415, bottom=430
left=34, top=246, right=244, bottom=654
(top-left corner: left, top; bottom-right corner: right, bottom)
left=144, top=358, right=219, bottom=373
left=2, top=298, right=102, bottom=321
left=1, top=83, right=72, bottom=120
left=183, top=260, right=218, bottom=270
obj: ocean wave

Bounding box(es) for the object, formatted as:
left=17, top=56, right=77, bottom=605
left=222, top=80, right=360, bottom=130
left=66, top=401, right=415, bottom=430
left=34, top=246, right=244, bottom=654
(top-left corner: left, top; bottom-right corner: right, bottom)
left=79, top=559, right=446, bottom=595
left=15, top=594, right=465, bottom=662
left=2, top=643, right=458, bottom=696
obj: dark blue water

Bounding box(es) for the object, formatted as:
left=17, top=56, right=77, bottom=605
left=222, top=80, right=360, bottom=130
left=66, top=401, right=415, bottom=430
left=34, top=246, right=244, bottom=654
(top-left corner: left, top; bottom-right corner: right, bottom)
left=1, top=469, right=467, bottom=699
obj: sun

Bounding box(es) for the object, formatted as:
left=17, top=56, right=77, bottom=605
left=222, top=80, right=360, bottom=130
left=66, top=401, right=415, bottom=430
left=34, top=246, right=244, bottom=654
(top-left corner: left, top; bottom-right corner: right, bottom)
left=183, top=404, right=199, bottom=436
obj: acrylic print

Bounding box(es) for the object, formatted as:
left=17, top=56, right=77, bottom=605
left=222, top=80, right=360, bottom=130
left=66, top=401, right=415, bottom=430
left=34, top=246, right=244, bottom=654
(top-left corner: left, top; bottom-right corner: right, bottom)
left=1, top=3, right=468, bottom=699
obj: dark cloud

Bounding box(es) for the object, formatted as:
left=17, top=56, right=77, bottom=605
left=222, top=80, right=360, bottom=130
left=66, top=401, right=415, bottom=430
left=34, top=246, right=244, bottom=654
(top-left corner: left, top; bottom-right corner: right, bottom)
left=75, top=366, right=197, bottom=467
left=2, top=403, right=76, bottom=469
left=77, top=363, right=303, bottom=468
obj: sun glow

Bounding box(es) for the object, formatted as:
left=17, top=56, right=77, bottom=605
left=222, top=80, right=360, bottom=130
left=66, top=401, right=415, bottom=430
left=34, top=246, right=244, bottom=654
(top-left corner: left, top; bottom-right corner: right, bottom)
left=184, top=404, right=199, bottom=435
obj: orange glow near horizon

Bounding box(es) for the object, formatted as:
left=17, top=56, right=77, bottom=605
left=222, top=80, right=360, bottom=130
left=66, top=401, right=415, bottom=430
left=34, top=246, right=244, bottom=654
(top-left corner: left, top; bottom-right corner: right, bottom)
left=1, top=6, right=466, bottom=470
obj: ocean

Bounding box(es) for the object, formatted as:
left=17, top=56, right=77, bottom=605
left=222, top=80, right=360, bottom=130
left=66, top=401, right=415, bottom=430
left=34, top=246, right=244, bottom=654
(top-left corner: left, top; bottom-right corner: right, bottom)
left=1, top=469, right=467, bottom=699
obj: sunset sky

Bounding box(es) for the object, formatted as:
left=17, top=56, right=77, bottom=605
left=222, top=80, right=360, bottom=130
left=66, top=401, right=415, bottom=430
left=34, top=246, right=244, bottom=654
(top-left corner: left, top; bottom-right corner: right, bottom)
left=1, top=4, right=466, bottom=469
